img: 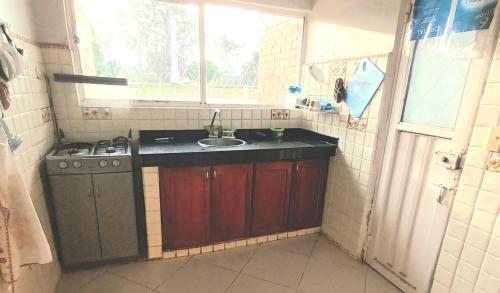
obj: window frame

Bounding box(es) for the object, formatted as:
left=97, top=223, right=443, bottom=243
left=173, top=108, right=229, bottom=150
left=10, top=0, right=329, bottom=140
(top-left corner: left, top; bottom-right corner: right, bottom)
left=65, top=0, right=307, bottom=108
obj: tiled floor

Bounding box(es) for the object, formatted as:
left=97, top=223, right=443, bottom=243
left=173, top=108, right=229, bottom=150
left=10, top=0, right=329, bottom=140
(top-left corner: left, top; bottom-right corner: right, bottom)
left=55, top=235, right=401, bottom=293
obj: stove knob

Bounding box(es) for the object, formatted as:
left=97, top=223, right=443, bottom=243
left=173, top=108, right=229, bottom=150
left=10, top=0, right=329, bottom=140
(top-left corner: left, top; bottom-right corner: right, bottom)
left=112, top=159, right=121, bottom=167
left=99, top=160, right=108, bottom=168
left=72, top=161, right=82, bottom=168
left=58, top=161, right=68, bottom=169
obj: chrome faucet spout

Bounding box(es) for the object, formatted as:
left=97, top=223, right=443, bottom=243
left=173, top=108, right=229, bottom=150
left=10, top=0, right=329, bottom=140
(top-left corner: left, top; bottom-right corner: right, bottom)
left=209, top=109, right=221, bottom=138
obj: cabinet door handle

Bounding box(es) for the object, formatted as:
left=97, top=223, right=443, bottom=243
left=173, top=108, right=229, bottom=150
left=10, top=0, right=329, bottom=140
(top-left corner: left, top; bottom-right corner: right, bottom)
left=95, top=186, right=100, bottom=198
left=296, top=164, right=299, bottom=172
left=206, top=170, right=209, bottom=180
left=213, top=170, right=217, bottom=179
left=88, top=188, right=92, bottom=198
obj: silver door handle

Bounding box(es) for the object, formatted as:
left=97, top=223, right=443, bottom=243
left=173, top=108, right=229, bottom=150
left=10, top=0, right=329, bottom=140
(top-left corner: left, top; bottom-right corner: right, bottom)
left=213, top=170, right=217, bottom=179
left=95, top=186, right=100, bottom=198
left=206, top=170, right=209, bottom=180
left=437, top=185, right=456, bottom=204
left=88, top=188, right=92, bottom=198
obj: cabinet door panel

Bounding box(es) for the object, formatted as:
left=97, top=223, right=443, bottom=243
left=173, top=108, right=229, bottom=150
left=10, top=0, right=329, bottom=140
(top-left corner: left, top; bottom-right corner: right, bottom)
left=50, top=175, right=101, bottom=265
left=211, top=164, right=252, bottom=242
left=160, top=167, right=210, bottom=249
left=289, top=159, right=328, bottom=230
left=93, top=173, right=138, bottom=260
left=251, top=161, right=292, bottom=236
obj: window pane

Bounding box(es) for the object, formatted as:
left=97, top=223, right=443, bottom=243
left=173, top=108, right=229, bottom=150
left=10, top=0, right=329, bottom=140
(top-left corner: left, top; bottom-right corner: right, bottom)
left=204, top=5, right=303, bottom=105
left=74, top=0, right=200, bottom=101
left=402, top=31, right=476, bottom=128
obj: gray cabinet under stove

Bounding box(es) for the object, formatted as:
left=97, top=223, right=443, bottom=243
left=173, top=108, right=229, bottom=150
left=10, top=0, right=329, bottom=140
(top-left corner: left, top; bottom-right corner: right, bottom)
left=46, top=139, right=138, bottom=267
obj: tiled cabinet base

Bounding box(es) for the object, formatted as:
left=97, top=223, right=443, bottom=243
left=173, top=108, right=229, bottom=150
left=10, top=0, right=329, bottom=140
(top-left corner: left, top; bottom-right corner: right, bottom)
left=142, top=167, right=163, bottom=259
left=142, top=165, right=325, bottom=260
left=163, top=227, right=321, bottom=259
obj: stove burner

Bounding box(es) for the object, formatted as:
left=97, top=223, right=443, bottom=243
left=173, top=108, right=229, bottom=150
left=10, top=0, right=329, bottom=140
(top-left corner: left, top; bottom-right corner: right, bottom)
left=55, top=142, right=93, bottom=156
left=94, top=138, right=128, bottom=155
left=113, top=136, right=129, bottom=144
left=68, top=148, right=80, bottom=155
left=106, top=146, right=116, bottom=153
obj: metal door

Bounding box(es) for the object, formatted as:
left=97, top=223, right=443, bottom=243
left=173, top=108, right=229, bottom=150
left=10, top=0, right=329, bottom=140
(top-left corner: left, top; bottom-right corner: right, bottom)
left=365, top=1, right=499, bottom=292
left=50, top=174, right=102, bottom=265
left=93, top=172, right=138, bottom=260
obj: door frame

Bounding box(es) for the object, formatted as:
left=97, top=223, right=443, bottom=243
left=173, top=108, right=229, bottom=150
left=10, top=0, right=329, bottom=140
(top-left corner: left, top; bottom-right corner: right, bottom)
left=363, top=0, right=500, bottom=291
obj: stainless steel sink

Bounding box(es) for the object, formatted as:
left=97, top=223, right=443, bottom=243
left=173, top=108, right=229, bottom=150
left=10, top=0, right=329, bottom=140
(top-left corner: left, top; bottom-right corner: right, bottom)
left=197, top=137, right=246, bottom=148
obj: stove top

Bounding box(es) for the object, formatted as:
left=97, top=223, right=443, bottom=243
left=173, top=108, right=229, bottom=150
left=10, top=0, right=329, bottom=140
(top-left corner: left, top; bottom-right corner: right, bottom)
left=94, top=136, right=129, bottom=156
left=54, top=143, right=94, bottom=156
left=51, top=137, right=130, bottom=157
left=46, top=136, right=132, bottom=175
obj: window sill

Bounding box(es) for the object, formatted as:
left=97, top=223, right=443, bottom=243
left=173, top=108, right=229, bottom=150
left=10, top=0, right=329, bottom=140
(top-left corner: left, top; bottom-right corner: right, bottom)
left=80, top=99, right=288, bottom=109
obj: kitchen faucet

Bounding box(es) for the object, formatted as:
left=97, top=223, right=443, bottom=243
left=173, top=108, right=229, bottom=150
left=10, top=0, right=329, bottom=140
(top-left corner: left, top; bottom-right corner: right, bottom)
left=209, top=109, right=222, bottom=138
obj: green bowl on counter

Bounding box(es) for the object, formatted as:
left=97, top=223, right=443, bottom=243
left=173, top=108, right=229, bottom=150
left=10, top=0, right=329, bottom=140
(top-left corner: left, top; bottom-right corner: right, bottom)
left=271, top=128, right=285, bottom=139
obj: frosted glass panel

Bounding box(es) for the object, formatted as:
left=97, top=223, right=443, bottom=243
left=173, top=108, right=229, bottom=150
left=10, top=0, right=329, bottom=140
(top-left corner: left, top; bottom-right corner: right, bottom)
left=402, top=32, right=476, bottom=129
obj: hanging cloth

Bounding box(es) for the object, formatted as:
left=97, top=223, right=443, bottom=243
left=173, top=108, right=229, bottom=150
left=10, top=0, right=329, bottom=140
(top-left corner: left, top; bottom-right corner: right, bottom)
left=0, top=131, right=52, bottom=291
left=0, top=81, right=11, bottom=110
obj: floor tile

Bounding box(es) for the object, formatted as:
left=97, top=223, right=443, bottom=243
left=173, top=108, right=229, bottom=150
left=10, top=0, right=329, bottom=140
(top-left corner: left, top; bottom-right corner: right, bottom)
left=55, top=236, right=403, bottom=293
left=156, top=259, right=238, bottom=293
left=226, top=274, right=295, bottom=293
left=55, top=267, right=107, bottom=293
left=263, top=234, right=318, bottom=256
left=299, top=256, right=367, bottom=293
left=107, top=257, right=189, bottom=289
left=193, top=245, right=257, bottom=272
left=242, top=247, right=309, bottom=288
left=365, top=268, right=402, bottom=293
left=312, top=236, right=365, bottom=269
left=77, top=273, right=152, bottom=293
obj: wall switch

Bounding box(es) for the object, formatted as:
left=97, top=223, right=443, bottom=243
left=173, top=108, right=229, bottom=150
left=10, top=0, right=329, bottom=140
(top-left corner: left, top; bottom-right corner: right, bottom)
left=486, top=154, right=500, bottom=172
left=271, top=109, right=290, bottom=120
left=347, top=115, right=367, bottom=130
left=41, top=107, right=52, bottom=123
left=487, top=127, right=500, bottom=152
left=82, top=107, right=112, bottom=120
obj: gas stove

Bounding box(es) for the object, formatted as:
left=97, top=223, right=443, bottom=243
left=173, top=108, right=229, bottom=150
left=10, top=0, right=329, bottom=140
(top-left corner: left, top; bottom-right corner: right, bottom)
left=46, top=137, right=132, bottom=175
left=94, top=136, right=129, bottom=156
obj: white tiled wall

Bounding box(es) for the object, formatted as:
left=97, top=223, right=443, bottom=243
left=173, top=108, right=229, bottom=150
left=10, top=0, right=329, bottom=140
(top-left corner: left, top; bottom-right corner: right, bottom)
left=0, top=41, right=59, bottom=292
left=431, top=38, right=500, bottom=293
left=299, top=55, right=389, bottom=258
left=42, top=48, right=302, bottom=141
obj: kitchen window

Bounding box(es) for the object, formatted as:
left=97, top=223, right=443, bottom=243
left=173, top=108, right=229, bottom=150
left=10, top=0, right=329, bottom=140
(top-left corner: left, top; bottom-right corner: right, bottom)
left=69, top=0, right=304, bottom=106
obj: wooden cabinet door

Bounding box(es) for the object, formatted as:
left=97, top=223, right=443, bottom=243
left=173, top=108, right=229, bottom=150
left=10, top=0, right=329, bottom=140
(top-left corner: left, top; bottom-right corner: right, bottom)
left=93, top=173, right=138, bottom=260
left=160, top=167, right=210, bottom=249
left=289, top=159, right=329, bottom=230
left=251, top=161, right=292, bottom=236
left=211, top=164, right=253, bottom=242
left=49, top=175, right=102, bottom=265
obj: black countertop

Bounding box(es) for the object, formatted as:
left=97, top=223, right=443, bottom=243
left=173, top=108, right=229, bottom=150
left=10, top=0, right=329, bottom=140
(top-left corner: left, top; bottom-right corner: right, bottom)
left=139, top=128, right=338, bottom=167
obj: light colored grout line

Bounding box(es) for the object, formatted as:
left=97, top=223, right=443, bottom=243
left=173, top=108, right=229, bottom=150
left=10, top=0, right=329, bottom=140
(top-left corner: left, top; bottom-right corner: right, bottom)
left=363, top=264, right=369, bottom=293
left=103, top=270, right=156, bottom=291
left=69, top=268, right=109, bottom=293
left=239, top=243, right=261, bottom=273
left=238, top=271, right=299, bottom=290
left=296, top=235, right=320, bottom=291
left=223, top=270, right=240, bottom=293
left=152, top=255, right=194, bottom=291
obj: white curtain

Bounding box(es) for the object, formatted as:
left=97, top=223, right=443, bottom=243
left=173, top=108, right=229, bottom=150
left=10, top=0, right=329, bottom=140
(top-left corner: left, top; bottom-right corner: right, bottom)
left=0, top=128, right=52, bottom=291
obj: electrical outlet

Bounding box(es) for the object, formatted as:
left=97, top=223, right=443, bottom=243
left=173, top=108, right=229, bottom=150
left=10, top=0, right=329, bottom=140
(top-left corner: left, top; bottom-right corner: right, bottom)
left=347, top=115, right=367, bottom=130
left=82, top=107, right=112, bottom=120
left=271, top=109, right=290, bottom=120
left=487, top=127, right=500, bottom=152
left=486, top=153, right=500, bottom=172
left=40, top=107, right=52, bottom=123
